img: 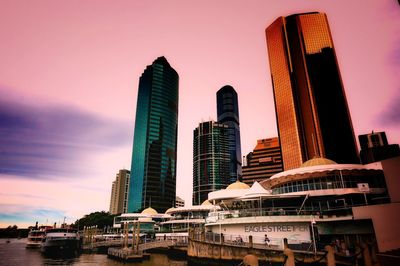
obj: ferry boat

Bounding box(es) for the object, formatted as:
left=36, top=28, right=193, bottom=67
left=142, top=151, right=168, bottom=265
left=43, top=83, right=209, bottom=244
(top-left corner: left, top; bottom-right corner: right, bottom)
left=26, top=226, right=51, bottom=248
left=41, top=228, right=81, bottom=256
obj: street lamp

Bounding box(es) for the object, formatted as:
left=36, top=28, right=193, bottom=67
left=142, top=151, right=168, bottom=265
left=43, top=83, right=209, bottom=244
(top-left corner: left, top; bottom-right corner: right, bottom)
left=311, top=218, right=317, bottom=254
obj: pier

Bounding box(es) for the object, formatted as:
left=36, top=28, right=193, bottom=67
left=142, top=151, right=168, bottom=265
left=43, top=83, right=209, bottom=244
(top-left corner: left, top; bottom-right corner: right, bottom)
left=187, top=228, right=378, bottom=265
left=106, top=237, right=188, bottom=261
left=83, top=222, right=188, bottom=261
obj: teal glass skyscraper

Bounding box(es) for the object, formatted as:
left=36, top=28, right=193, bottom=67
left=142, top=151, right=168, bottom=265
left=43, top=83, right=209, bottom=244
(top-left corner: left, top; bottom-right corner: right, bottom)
left=128, top=57, right=179, bottom=213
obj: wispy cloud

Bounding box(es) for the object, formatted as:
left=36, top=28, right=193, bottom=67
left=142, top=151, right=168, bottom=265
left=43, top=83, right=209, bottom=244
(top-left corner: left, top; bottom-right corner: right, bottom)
left=378, top=91, right=400, bottom=126
left=377, top=34, right=400, bottom=127
left=0, top=90, right=132, bottom=179
left=0, top=204, right=66, bottom=226
left=0, top=192, right=53, bottom=201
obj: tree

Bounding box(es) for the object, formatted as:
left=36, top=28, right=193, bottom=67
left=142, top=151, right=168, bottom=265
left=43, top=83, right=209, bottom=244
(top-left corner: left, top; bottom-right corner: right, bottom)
left=74, top=211, right=115, bottom=230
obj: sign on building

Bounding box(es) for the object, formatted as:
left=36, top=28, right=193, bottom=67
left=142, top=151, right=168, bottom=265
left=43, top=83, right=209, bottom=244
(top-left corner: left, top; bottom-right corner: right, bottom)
left=357, top=183, right=370, bottom=192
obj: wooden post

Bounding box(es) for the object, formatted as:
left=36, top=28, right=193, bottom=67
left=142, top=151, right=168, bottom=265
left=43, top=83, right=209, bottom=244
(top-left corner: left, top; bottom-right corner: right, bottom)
left=283, top=248, right=295, bottom=266
left=136, top=222, right=140, bottom=253
left=243, top=254, right=259, bottom=266
left=124, top=222, right=128, bottom=249
left=132, top=222, right=136, bottom=253
left=325, top=245, right=336, bottom=266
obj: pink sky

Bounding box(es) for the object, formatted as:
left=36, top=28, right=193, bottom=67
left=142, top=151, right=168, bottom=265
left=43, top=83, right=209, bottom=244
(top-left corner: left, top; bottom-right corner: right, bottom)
left=1, top=0, right=399, bottom=227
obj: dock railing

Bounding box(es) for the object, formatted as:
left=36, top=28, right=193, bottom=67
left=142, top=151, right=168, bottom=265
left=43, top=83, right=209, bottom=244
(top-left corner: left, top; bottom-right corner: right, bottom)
left=190, top=229, right=315, bottom=252
left=206, top=206, right=354, bottom=223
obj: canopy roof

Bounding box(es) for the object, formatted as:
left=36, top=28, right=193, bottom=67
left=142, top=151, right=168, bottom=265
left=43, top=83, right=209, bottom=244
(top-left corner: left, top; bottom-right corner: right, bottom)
left=239, top=181, right=272, bottom=200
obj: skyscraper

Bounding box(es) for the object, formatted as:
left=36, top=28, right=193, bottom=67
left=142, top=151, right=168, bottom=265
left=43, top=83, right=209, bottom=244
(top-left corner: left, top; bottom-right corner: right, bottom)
left=109, top=169, right=131, bottom=215
left=193, top=121, right=230, bottom=205
left=242, top=138, right=283, bottom=185
left=128, top=56, right=179, bottom=213
left=216, top=85, right=242, bottom=182
left=266, top=12, right=359, bottom=170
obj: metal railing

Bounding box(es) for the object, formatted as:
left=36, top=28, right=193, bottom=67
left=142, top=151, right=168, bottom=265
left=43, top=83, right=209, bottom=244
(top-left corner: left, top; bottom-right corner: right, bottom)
left=206, top=206, right=354, bottom=222
left=83, top=235, right=188, bottom=249
left=190, top=230, right=315, bottom=252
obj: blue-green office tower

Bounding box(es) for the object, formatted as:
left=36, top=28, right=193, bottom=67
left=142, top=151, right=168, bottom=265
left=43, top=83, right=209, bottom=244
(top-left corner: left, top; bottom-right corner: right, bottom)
left=128, top=57, right=179, bottom=213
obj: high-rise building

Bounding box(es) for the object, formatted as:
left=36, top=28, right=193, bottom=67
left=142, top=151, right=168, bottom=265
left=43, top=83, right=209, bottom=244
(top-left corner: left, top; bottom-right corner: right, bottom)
left=109, top=169, right=131, bottom=215
left=266, top=12, right=359, bottom=170
left=359, top=131, right=400, bottom=164
left=216, top=85, right=242, bottom=182
left=109, top=181, right=117, bottom=214
left=175, top=196, right=185, bottom=208
left=193, top=121, right=230, bottom=205
left=242, top=138, right=283, bottom=185
left=128, top=56, right=179, bottom=213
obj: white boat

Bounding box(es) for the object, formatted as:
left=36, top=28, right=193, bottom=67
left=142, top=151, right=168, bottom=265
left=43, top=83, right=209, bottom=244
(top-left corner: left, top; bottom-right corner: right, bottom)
left=26, top=227, right=48, bottom=248
left=41, top=228, right=81, bottom=256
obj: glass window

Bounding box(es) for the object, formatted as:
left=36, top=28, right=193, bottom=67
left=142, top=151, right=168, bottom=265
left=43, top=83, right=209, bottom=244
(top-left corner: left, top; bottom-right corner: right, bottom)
left=288, top=184, right=293, bottom=193
left=315, top=180, right=321, bottom=190
left=293, top=182, right=298, bottom=192
left=303, top=180, right=309, bottom=191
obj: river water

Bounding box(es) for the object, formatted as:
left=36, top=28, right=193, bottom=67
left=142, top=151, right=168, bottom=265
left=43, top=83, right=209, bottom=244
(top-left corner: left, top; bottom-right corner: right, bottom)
left=0, top=238, right=188, bottom=266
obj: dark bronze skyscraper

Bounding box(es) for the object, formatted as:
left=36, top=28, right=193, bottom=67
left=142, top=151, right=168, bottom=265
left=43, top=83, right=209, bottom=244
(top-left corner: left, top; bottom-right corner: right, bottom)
left=266, top=12, right=359, bottom=170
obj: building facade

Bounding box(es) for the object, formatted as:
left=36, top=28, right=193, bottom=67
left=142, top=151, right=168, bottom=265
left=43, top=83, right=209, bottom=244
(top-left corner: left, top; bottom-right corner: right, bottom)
left=109, top=169, right=131, bottom=215
left=109, top=181, right=117, bottom=214
left=193, top=121, right=230, bottom=205
left=242, top=137, right=283, bottom=185
left=266, top=12, right=359, bottom=170
left=128, top=56, right=179, bottom=213
left=217, top=85, right=242, bottom=182
left=359, top=131, right=400, bottom=164
left=175, top=196, right=185, bottom=208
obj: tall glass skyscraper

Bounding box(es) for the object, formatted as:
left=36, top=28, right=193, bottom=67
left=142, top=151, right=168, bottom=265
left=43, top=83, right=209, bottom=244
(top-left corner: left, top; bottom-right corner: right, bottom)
left=216, top=85, right=242, bottom=183
left=128, top=56, right=179, bottom=213
left=193, top=121, right=230, bottom=205
left=266, top=12, right=359, bottom=170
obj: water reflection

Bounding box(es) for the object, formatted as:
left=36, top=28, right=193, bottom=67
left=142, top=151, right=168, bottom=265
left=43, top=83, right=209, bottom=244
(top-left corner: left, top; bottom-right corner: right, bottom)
left=0, top=239, right=187, bottom=266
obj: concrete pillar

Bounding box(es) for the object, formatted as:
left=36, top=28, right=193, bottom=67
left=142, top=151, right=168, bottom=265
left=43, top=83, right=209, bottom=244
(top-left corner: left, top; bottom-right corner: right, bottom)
left=243, top=254, right=259, bottom=266
left=325, top=245, right=336, bottom=266
left=283, top=248, right=295, bottom=266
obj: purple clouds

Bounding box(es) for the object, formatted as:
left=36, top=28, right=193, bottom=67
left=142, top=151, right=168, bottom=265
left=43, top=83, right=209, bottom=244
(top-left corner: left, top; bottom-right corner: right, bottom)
left=379, top=92, right=400, bottom=126
left=0, top=96, right=132, bottom=179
